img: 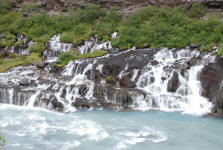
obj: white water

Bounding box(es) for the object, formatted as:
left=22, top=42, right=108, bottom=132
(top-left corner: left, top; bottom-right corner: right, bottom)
left=135, top=48, right=215, bottom=115
left=1, top=104, right=223, bottom=150
left=43, top=34, right=73, bottom=63
left=0, top=33, right=218, bottom=116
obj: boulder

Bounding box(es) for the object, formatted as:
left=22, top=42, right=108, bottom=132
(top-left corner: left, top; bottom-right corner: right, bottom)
left=71, top=98, right=90, bottom=109
left=52, top=98, right=64, bottom=112
left=0, top=33, right=6, bottom=39
left=78, top=84, right=88, bottom=96
left=167, top=71, right=179, bottom=92
left=200, top=57, right=223, bottom=114
left=33, top=62, right=45, bottom=69
left=19, top=77, right=30, bottom=86
left=190, top=44, right=200, bottom=49
left=120, top=75, right=136, bottom=88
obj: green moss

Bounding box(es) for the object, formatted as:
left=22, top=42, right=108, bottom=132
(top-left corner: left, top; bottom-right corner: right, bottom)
left=102, top=35, right=110, bottom=42
left=106, top=75, right=112, bottom=81
left=218, top=47, right=223, bottom=56
left=59, top=50, right=108, bottom=66
left=29, top=43, right=45, bottom=54
left=200, top=44, right=214, bottom=52
left=14, top=40, right=24, bottom=48
left=22, top=2, right=40, bottom=12
left=0, top=53, right=42, bottom=73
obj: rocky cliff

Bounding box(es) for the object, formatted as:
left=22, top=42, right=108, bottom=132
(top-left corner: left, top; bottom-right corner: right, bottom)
left=11, top=0, right=223, bottom=12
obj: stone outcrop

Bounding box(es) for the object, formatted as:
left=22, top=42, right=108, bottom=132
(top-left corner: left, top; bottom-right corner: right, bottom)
left=11, top=0, right=223, bottom=12
left=167, top=71, right=180, bottom=92
left=200, top=57, right=223, bottom=116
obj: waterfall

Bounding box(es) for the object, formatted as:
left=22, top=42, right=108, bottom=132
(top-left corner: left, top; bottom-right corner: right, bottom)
left=135, top=48, right=215, bottom=115
left=0, top=32, right=217, bottom=115
left=43, top=34, right=73, bottom=63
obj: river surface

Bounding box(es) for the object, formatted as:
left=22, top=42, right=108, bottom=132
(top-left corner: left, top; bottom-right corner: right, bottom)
left=0, top=104, right=223, bottom=150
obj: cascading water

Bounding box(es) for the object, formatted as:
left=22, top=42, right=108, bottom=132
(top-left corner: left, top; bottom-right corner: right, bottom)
left=0, top=32, right=217, bottom=115
left=78, top=32, right=117, bottom=54
left=135, top=48, right=215, bottom=115
left=43, top=34, right=73, bottom=63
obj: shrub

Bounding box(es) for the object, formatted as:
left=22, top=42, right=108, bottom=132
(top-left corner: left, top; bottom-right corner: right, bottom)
left=22, top=2, right=40, bottom=12
left=81, top=4, right=105, bottom=23
left=218, top=46, right=223, bottom=56
left=29, top=42, right=44, bottom=54
left=59, top=51, right=77, bottom=66
left=189, top=3, right=205, bottom=18
left=60, top=32, right=74, bottom=43
left=0, top=0, right=12, bottom=14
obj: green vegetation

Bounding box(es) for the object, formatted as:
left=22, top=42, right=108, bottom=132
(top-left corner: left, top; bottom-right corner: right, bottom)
left=59, top=50, right=108, bottom=66
left=113, top=4, right=223, bottom=49
left=0, top=53, right=42, bottom=72
left=0, top=3, right=223, bottom=69
left=22, top=2, right=40, bottom=12
left=218, top=45, right=223, bottom=56
left=106, top=75, right=112, bottom=82
left=0, top=131, right=5, bottom=150
left=0, top=0, right=12, bottom=14
left=29, top=43, right=45, bottom=53
left=1, top=3, right=222, bottom=52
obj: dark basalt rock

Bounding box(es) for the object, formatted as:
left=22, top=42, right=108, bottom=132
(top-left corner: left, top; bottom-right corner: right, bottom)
left=0, top=50, right=9, bottom=58
left=78, top=84, right=88, bottom=97
left=119, top=75, right=136, bottom=88
left=52, top=97, right=64, bottom=111
left=200, top=57, right=223, bottom=115
left=167, top=71, right=179, bottom=92
left=71, top=97, right=90, bottom=109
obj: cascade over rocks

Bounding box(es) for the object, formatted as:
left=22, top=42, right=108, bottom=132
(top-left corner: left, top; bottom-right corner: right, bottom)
left=0, top=32, right=219, bottom=116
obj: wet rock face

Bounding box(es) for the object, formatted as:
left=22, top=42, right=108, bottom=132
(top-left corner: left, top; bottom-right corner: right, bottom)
left=200, top=57, right=223, bottom=115
left=202, top=0, right=223, bottom=8
left=167, top=71, right=179, bottom=92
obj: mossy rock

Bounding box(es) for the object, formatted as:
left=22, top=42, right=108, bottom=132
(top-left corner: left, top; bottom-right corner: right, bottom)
left=106, top=75, right=116, bottom=84
left=14, top=40, right=24, bottom=48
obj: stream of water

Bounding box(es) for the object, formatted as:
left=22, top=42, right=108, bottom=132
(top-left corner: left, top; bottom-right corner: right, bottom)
left=0, top=104, right=223, bottom=150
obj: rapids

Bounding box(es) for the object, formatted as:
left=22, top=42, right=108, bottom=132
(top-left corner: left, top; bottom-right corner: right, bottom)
left=0, top=104, right=223, bottom=150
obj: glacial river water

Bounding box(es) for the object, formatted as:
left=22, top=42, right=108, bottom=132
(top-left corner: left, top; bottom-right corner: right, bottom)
left=0, top=104, right=223, bottom=150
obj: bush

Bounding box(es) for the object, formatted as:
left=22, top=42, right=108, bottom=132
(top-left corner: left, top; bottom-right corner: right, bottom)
left=59, top=51, right=77, bottom=66
left=0, top=0, right=12, bottom=14
left=60, top=32, right=74, bottom=43
left=189, top=3, right=205, bottom=18
left=81, top=4, right=105, bottom=23
left=29, top=43, right=44, bottom=54
left=218, top=46, right=223, bottom=56
left=22, top=2, right=40, bottom=12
